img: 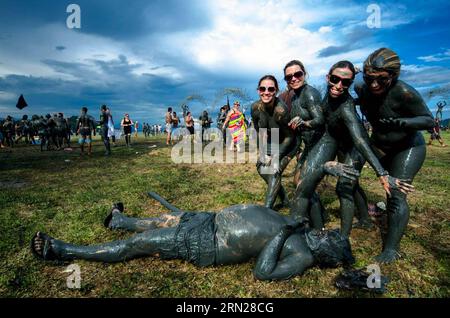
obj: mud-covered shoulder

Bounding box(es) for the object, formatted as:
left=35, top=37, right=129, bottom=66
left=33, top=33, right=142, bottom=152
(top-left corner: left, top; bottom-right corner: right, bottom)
left=303, top=84, right=322, bottom=103
left=389, top=80, right=426, bottom=106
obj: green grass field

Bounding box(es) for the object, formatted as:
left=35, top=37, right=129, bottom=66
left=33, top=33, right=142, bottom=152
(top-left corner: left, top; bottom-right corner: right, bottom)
left=0, top=132, right=449, bottom=298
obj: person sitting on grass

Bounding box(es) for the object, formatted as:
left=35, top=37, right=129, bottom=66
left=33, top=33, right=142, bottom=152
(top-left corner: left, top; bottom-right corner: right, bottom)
left=31, top=162, right=358, bottom=281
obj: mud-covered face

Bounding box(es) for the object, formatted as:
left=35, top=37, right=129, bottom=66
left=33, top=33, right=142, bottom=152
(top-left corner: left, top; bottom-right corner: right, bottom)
left=327, top=67, right=354, bottom=98
left=258, top=79, right=277, bottom=104
left=364, top=70, right=392, bottom=95
left=284, top=64, right=305, bottom=90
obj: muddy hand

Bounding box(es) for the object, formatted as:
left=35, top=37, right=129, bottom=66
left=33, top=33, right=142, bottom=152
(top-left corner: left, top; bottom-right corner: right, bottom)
left=324, top=161, right=360, bottom=181
left=288, top=116, right=303, bottom=130
left=379, top=117, right=406, bottom=128
left=379, top=175, right=414, bottom=196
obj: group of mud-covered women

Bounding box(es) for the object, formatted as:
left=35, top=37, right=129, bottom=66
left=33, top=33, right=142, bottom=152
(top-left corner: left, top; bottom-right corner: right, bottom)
left=32, top=48, right=434, bottom=281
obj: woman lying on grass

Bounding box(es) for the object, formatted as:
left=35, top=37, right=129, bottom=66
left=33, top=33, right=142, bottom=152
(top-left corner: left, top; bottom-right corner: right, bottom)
left=32, top=162, right=358, bottom=281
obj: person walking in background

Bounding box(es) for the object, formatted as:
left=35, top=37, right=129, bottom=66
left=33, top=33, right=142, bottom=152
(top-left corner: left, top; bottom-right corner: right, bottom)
left=199, top=110, right=212, bottom=142
left=76, top=107, right=96, bottom=156
left=121, top=114, right=133, bottom=147
left=165, top=107, right=173, bottom=145
left=100, top=105, right=112, bottom=156
left=223, top=101, right=247, bottom=152
left=184, top=111, right=195, bottom=140
left=428, top=118, right=447, bottom=147
left=134, top=121, right=139, bottom=138
left=170, top=112, right=180, bottom=145
left=107, top=108, right=116, bottom=147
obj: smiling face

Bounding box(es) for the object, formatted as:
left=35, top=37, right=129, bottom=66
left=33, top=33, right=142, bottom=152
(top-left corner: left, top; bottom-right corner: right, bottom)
left=363, top=70, right=393, bottom=95
left=327, top=67, right=354, bottom=98
left=284, top=64, right=305, bottom=90
left=258, top=79, right=277, bottom=104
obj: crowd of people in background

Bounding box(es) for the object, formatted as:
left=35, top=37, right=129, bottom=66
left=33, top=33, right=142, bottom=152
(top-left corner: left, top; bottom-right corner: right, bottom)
left=0, top=105, right=166, bottom=153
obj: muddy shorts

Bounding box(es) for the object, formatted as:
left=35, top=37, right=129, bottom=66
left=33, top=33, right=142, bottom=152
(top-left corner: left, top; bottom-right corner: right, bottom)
left=160, top=212, right=217, bottom=267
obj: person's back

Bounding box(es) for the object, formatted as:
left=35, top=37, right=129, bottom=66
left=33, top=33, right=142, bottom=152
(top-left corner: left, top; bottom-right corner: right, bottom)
left=215, top=205, right=289, bottom=264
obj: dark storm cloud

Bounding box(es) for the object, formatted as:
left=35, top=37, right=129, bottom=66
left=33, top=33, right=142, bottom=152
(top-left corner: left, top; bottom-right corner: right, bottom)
left=0, top=0, right=212, bottom=41
left=317, top=26, right=376, bottom=58
left=318, top=45, right=351, bottom=58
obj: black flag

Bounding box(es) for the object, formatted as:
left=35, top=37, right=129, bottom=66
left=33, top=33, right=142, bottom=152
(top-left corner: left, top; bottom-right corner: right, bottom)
left=16, top=94, right=28, bottom=110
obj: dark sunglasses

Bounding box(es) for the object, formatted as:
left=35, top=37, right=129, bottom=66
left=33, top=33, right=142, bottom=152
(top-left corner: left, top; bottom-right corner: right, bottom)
left=363, top=74, right=391, bottom=85
left=284, top=71, right=304, bottom=82
left=329, top=74, right=353, bottom=88
left=258, top=86, right=276, bottom=93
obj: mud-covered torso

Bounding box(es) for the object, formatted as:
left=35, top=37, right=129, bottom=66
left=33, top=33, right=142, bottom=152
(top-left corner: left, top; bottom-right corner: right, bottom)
left=214, top=205, right=290, bottom=264
left=356, top=80, right=432, bottom=150
left=251, top=98, right=291, bottom=155
left=290, top=84, right=324, bottom=147
left=323, top=94, right=360, bottom=150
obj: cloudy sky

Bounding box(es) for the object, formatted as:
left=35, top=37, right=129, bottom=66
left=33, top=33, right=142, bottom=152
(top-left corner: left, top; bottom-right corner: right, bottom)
left=1, top=0, right=449, bottom=124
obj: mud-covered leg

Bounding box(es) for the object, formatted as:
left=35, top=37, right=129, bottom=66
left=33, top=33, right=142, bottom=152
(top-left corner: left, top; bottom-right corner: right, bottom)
left=264, top=173, right=281, bottom=209
left=375, top=144, right=425, bottom=263
left=31, top=228, right=178, bottom=262
left=104, top=205, right=184, bottom=233
left=290, top=134, right=337, bottom=223
left=309, top=192, right=324, bottom=229
left=257, top=164, right=288, bottom=209
left=353, top=184, right=374, bottom=230
left=336, top=175, right=357, bottom=237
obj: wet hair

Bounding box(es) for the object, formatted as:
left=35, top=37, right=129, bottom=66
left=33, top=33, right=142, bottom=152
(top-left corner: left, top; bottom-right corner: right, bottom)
left=81, top=107, right=88, bottom=113
left=328, top=61, right=357, bottom=80
left=101, top=105, right=107, bottom=111
left=364, top=48, right=401, bottom=79
left=305, top=229, right=355, bottom=268
left=283, top=59, right=307, bottom=76
left=173, top=112, right=177, bottom=117
left=168, top=107, right=172, bottom=112
left=257, top=75, right=279, bottom=92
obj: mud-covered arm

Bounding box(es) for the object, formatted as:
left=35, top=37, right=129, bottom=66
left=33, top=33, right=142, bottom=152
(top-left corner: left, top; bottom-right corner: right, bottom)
left=275, top=106, right=294, bottom=158
left=379, top=92, right=434, bottom=130
left=342, top=105, right=386, bottom=177
left=251, top=104, right=260, bottom=132
left=253, top=227, right=303, bottom=281
left=303, top=91, right=324, bottom=129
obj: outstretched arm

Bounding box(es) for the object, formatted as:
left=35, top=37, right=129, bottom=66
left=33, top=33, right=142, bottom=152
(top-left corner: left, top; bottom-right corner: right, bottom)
left=275, top=106, right=294, bottom=158
left=379, top=86, right=434, bottom=130
left=322, top=161, right=360, bottom=181
left=342, top=105, right=414, bottom=195
left=302, top=91, right=324, bottom=129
